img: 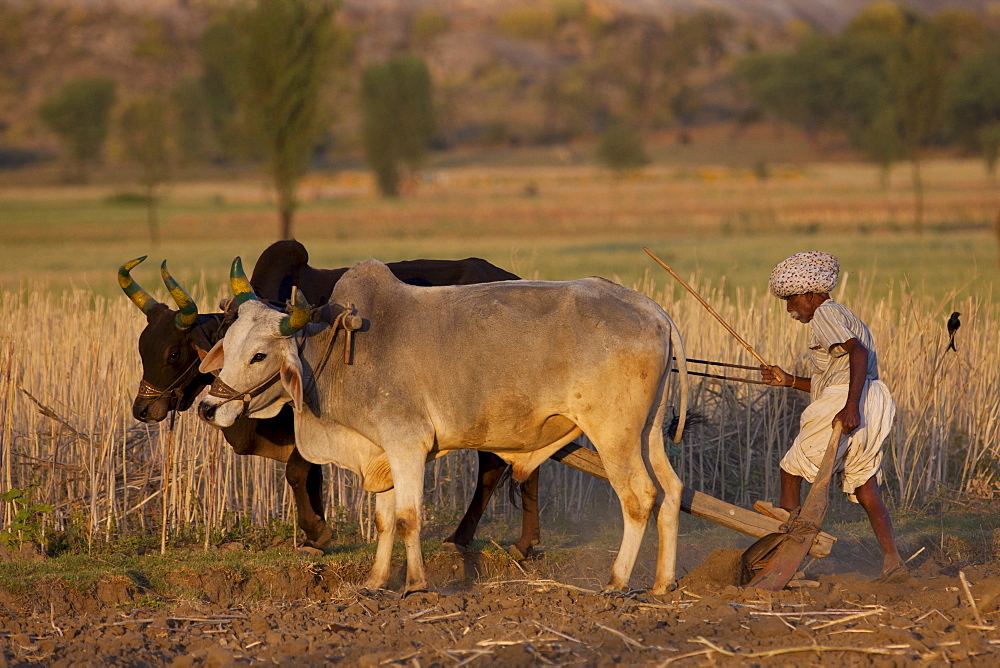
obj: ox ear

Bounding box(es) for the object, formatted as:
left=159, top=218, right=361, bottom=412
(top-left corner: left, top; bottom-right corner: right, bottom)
left=199, top=340, right=225, bottom=374
left=280, top=354, right=304, bottom=413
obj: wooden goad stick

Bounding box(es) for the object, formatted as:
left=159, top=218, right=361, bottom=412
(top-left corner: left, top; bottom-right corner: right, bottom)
left=643, top=247, right=769, bottom=367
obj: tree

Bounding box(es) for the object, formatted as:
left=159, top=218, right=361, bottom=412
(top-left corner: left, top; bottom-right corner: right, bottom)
left=595, top=123, right=649, bottom=176
left=583, top=10, right=734, bottom=134
left=981, top=123, right=1000, bottom=180
left=361, top=55, right=436, bottom=197
left=119, top=94, right=173, bottom=246
left=38, top=77, right=117, bottom=182
left=948, top=44, right=1000, bottom=175
left=239, top=0, right=337, bottom=239
left=170, top=77, right=213, bottom=165
left=887, top=22, right=948, bottom=234
left=740, top=6, right=954, bottom=232
left=737, top=34, right=848, bottom=150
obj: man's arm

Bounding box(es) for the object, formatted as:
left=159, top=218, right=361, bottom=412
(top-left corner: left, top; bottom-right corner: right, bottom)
left=760, top=365, right=811, bottom=393
left=834, top=337, right=867, bottom=433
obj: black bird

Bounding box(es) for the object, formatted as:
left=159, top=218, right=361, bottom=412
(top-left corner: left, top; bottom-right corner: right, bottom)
left=947, top=312, right=961, bottom=352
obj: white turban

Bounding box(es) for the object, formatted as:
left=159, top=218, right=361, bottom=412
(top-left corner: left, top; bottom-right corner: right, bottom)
left=768, top=251, right=839, bottom=298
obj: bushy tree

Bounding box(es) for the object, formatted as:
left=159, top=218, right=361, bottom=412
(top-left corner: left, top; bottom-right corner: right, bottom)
left=361, top=55, right=436, bottom=197
left=737, top=34, right=848, bottom=149
left=38, top=77, right=117, bottom=182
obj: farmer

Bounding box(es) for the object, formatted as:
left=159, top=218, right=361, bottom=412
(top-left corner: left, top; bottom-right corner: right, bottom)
left=759, top=251, right=906, bottom=582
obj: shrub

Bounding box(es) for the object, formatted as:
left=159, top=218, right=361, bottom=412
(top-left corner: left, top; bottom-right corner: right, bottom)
left=595, top=123, right=649, bottom=175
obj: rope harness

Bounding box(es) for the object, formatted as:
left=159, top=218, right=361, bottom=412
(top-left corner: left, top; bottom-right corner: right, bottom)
left=205, top=305, right=361, bottom=419
left=205, top=366, right=284, bottom=419
left=134, top=354, right=204, bottom=408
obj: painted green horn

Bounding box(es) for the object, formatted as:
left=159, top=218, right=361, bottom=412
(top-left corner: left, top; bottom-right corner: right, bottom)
left=118, top=256, right=160, bottom=314
left=160, top=261, right=199, bottom=331
left=230, top=257, right=259, bottom=306
left=279, top=287, right=311, bottom=337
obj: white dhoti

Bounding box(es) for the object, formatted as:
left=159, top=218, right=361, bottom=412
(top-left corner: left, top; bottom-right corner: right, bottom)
left=780, top=380, right=895, bottom=502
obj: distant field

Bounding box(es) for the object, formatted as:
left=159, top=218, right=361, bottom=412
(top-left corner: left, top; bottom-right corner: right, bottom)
left=0, top=157, right=997, bottom=304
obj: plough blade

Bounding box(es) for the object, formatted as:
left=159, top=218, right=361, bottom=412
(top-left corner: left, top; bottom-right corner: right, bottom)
left=744, top=422, right=844, bottom=591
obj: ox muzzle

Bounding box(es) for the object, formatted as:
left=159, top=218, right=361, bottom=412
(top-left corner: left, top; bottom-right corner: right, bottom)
left=133, top=355, right=205, bottom=422
left=198, top=371, right=281, bottom=423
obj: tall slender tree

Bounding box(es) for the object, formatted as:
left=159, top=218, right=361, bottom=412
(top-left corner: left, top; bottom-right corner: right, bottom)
left=239, top=0, right=337, bottom=239
left=119, top=94, right=173, bottom=246
left=361, top=56, right=436, bottom=197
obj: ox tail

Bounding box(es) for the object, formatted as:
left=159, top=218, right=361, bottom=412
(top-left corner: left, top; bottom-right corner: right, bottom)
left=496, top=465, right=523, bottom=508
left=666, top=316, right=688, bottom=444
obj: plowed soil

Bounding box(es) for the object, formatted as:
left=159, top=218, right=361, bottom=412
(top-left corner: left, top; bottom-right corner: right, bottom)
left=3, top=528, right=1000, bottom=666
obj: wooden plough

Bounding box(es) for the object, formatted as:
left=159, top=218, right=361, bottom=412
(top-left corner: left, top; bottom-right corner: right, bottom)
left=549, top=441, right=837, bottom=570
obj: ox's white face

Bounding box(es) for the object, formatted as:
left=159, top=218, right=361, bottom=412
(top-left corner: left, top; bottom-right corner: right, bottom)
left=197, top=301, right=303, bottom=428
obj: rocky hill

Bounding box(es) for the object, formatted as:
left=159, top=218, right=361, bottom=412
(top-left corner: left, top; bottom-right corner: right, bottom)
left=1, top=0, right=996, bottom=159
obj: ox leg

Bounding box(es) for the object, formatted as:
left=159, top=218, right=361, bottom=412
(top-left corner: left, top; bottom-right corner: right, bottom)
left=647, top=438, right=683, bottom=595
left=285, top=449, right=333, bottom=550
left=594, top=434, right=657, bottom=593
left=443, top=451, right=508, bottom=552
left=364, top=489, right=397, bottom=591
left=388, top=451, right=429, bottom=595
left=510, top=469, right=540, bottom=560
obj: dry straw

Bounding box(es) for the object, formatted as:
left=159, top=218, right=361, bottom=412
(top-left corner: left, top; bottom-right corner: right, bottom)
left=0, top=274, right=996, bottom=547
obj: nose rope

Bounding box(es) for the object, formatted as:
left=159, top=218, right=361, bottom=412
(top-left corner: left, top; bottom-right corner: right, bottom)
left=206, top=370, right=282, bottom=418
left=135, top=355, right=204, bottom=406
left=206, top=305, right=361, bottom=418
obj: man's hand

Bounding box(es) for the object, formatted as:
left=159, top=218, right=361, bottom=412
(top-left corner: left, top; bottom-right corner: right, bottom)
left=837, top=338, right=868, bottom=435
left=760, top=364, right=793, bottom=387
left=834, top=402, right=861, bottom=434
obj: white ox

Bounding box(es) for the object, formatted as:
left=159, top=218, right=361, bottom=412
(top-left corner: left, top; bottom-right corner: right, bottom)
left=198, top=259, right=689, bottom=595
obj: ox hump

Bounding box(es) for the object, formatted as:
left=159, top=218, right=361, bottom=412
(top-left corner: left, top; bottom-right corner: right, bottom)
left=333, top=260, right=402, bottom=298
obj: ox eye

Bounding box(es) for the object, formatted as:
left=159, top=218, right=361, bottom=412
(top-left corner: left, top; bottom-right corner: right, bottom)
left=250, top=353, right=267, bottom=364
left=167, top=349, right=180, bottom=363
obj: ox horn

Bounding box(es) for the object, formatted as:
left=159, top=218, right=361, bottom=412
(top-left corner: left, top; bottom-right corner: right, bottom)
left=278, top=287, right=311, bottom=336
left=118, top=256, right=161, bottom=314
left=229, top=256, right=259, bottom=306
left=160, top=261, right=199, bottom=331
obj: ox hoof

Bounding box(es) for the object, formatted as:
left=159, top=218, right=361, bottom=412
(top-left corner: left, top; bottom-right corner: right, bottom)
left=440, top=541, right=468, bottom=555
left=649, top=582, right=678, bottom=596
left=506, top=543, right=535, bottom=561
left=302, top=526, right=334, bottom=551
left=402, top=584, right=430, bottom=598
left=296, top=545, right=324, bottom=557
left=600, top=585, right=643, bottom=598
left=359, top=583, right=389, bottom=597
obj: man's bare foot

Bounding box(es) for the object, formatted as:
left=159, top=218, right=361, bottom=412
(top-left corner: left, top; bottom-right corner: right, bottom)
left=873, top=562, right=909, bottom=584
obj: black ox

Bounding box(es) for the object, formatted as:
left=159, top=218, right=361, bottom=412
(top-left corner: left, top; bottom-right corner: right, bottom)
left=120, top=240, right=541, bottom=557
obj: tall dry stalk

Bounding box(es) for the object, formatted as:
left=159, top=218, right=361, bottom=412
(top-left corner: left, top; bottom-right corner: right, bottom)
left=0, top=276, right=996, bottom=549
